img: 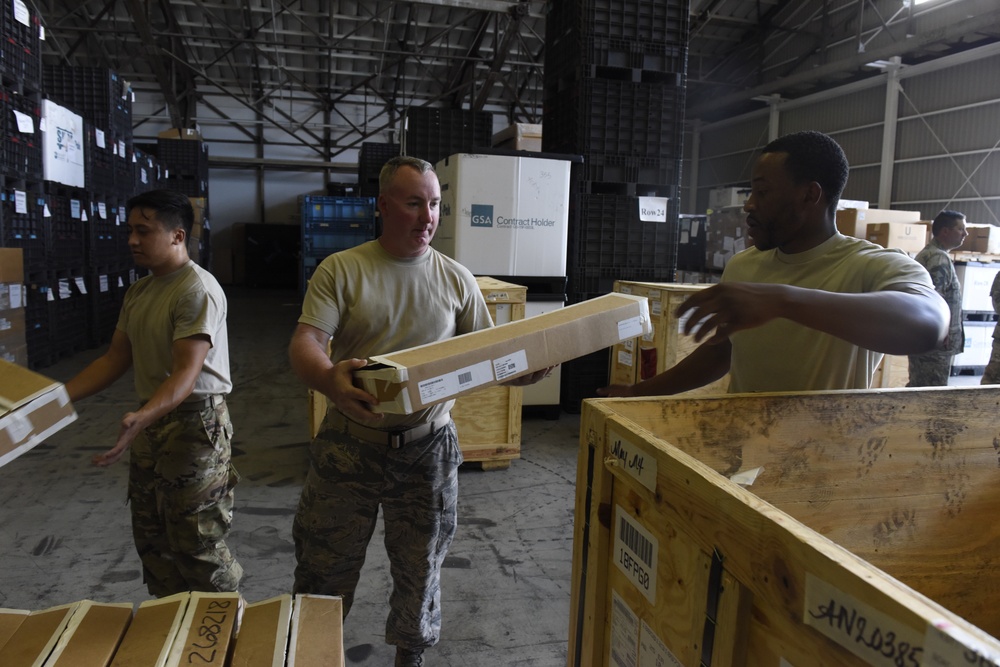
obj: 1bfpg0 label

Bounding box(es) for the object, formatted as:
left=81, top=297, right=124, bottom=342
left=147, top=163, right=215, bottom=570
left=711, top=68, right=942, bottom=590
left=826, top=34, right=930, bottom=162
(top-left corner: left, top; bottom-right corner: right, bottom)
left=614, top=505, right=658, bottom=604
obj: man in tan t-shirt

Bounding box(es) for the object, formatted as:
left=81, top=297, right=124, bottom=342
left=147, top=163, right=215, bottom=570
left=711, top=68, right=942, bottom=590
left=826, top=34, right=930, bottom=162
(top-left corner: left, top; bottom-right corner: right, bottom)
left=66, top=189, right=242, bottom=597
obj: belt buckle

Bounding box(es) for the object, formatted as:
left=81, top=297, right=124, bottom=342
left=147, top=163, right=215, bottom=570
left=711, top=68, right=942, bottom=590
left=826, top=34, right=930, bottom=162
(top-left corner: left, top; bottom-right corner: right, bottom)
left=389, top=431, right=405, bottom=449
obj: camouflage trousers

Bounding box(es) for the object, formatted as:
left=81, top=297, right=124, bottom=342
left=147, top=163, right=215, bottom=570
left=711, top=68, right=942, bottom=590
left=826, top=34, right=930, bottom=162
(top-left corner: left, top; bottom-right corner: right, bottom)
left=906, top=351, right=953, bottom=387
left=292, top=411, right=462, bottom=651
left=128, top=395, right=243, bottom=597
left=982, top=338, right=1000, bottom=385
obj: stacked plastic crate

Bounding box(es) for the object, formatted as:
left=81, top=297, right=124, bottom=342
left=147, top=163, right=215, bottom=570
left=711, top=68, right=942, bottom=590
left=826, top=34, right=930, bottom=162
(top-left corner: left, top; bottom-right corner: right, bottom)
left=0, top=3, right=44, bottom=366
left=299, top=195, right=377, bottom=293
left=357, top=141, right=399, bottom=198
left=402, top=107, right=493, bottom=166
left=40, top=65, right=151, bottom=357
left=542, top=0, right=690, bottom=410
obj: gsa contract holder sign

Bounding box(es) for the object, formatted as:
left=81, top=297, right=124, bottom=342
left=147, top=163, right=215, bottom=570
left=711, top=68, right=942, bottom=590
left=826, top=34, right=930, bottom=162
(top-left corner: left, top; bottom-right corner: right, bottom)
left=434, top=152, right=572, bottom=277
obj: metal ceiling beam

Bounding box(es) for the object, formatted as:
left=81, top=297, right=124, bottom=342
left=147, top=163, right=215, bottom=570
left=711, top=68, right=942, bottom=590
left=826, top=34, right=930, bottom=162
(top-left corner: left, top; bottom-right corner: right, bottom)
left=123, top=0, right=187, bottom=128
left=689, top=6, right=1000, bottom=118
left=472, top=3, right=527, bottom=110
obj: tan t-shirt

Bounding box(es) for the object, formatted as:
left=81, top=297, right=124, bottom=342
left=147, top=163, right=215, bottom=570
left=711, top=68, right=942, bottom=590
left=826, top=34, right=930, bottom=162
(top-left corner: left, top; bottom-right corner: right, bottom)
left=300, top=240, right=493, bottom=430
left=118, top=260, right=232, bottom=401
left=722, top=233, right=936, bottom=392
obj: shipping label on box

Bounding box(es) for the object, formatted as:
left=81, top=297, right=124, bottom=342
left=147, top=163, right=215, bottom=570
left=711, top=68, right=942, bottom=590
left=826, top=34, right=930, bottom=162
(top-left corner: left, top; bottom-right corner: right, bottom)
left=0, top=360, right=77, bottom=468
left=356, top=293, right=651, bottom=414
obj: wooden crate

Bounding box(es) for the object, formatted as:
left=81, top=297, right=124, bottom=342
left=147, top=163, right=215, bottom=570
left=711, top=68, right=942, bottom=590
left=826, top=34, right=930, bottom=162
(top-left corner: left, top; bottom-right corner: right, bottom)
left=571, top=387, right=1000, bottom=667
left=870, top=353, right=910, bottom=388
left=308, top=277, right=525, bottom=470
left=609, top=281, right=730, bottom=395
left=451, top=277, right=526, bottom=470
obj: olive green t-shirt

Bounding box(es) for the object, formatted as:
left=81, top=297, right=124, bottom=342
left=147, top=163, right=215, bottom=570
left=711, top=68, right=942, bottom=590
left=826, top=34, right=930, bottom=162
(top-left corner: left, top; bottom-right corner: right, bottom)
left=118, top=260, right=232, bottom=402
left=300, top=240, right=493, bottom=430
left=722, top=233, right=936, bottom=392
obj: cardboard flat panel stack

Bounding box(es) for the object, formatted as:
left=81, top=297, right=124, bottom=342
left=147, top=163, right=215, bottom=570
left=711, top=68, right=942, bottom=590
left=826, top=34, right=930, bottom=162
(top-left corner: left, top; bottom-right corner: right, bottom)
left=109, top=593, right=189, bottom=667
left=44, top=601, right=133, bottom=667
left=0, top=603, right=79, bottom=667
left=571, top=387, right=1000, bottom=666
left=0, top=359, right=77, bottom=468
left=609, top=281, right=730, bottom=395
left=229, top=595, right=292, bottom=667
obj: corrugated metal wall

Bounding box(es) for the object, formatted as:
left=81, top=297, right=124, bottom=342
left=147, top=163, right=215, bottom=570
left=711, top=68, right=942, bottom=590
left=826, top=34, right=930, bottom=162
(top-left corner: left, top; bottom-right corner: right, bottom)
left=687, top=45, right=1000, bottom=226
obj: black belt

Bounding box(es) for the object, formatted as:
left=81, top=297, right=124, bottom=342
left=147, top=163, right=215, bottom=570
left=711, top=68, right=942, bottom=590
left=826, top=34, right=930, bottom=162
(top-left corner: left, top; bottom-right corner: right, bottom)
left=343, top=414, right=451, bottom=449
left=175, top=394, right=226, bottom=412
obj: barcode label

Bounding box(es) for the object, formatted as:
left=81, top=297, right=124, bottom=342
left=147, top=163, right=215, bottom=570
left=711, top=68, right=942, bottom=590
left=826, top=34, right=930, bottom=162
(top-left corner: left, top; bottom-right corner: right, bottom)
left=614, top=505, right=657, bottom=603
left=458, top=371, right=473, bottom=385
left=620, top=516, right=653, bottom=567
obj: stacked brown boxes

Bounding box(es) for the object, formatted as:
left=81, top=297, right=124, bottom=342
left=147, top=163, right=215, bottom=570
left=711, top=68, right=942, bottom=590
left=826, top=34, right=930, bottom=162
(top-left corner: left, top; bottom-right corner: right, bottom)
left=608, top=280, right=730, bottom=395
left=571, top=388, right=1000, bottom=666
left=0, top=249, right=27, bottom=365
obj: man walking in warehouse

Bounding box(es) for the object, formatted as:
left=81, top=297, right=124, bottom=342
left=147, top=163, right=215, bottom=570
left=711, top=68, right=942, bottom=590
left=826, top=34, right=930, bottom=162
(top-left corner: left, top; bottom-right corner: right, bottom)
left=65, top=189, right=242, bottom=597
left=599, top=130, right=949, bottom=397
left=288, top=155, right=545, bottom=667
left=907, top=210, right=967, bottom=386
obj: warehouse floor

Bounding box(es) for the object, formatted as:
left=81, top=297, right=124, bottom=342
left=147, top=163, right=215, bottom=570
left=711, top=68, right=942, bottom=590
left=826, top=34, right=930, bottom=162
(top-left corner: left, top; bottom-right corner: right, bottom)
left=0, top=288, right=581, bottom=667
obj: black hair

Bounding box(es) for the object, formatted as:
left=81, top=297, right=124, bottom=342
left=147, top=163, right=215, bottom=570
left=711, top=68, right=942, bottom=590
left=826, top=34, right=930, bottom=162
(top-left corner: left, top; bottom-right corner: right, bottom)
left=932, top=209, right=966, bottom=236
left=126, top=189, right=195, bottom=238
left=762, top=130, right=850, bottom=215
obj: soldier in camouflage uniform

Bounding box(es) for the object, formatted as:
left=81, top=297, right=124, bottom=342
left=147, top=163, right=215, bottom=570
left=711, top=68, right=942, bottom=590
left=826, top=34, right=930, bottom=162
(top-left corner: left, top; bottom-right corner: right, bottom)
left=289, top=156, right=547, bottom=667
left=907, top=210, right=968, bottom=386
left=981, top=271, right=1000, bottom=384
left=66, top=189, right=242, bottom=597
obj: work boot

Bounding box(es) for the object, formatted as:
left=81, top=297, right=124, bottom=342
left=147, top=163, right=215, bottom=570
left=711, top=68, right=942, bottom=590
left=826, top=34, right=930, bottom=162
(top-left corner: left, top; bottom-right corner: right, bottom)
left=394, top=647, right=424, bottom=667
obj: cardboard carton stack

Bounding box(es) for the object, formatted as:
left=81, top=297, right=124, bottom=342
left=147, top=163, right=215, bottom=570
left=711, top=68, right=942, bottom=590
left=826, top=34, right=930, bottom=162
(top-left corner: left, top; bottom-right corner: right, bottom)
left=0, top=593, right=343, bottom=667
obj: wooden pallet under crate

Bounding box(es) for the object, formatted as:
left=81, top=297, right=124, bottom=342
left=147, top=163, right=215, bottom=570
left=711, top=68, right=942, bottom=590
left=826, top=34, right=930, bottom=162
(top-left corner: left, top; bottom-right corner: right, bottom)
left=571, top=387, right=1000, bottom=666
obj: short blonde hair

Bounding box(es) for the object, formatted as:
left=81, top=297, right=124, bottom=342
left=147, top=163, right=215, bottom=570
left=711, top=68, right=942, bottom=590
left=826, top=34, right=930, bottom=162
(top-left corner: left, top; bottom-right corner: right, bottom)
left=378, top=156, right=434, bottom=195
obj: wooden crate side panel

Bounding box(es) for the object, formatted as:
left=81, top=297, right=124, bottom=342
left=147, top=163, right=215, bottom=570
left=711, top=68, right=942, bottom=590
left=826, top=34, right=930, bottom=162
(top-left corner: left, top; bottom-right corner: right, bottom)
left=585, top=409, right=1000, bottom=667
left=603, top=490, right=710, bottom=667
left=871, top=354, right=910, bottom=388
left=452, top=385, right=522, bottom=461
left=608, top=338, right=640, bottom=386
left=570, top=404, right=618, bottom=667
left=596, top=388, right=1000, bottom=634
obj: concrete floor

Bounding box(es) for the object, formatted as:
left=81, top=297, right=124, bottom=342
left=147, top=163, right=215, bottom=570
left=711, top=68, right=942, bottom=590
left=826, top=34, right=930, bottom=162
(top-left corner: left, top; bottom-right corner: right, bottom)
left=0, top=288, right=582, bottom=667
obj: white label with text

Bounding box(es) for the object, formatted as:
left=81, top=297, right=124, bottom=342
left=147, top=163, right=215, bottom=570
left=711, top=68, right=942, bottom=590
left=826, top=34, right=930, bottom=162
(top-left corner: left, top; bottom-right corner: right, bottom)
left=493, top=349, right=528, bottom=381
left=418, top=360, right=493, bottom=404
left=614, top=505, right=658, bottom=604
left=804, top=573, right=923, bottom=667
left=608, top=428, right=657, bottom=492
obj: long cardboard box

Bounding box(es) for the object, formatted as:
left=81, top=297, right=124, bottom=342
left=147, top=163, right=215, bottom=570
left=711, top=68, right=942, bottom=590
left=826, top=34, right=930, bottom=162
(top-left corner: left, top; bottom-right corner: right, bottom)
left=0, top=360, right=77, bottom=469
left=355, top=293, right=651, bottom=414
left=0, top=602, right=79, bottom=667
left=230, top=595, right=292, bottom=667
left=44, top=601, right=133, bottom=667
left=110, top=594, right=190, bottom=667
left=286, top=595, right=343, bottom=667
left=165, top=592, right=241, bottom=667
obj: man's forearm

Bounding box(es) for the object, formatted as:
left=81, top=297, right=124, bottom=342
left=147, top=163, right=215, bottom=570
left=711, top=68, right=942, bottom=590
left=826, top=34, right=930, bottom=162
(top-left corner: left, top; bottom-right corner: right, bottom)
left=632, top=341, right=730, bottom=397
left=777, top=286, right=948, bottom=355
